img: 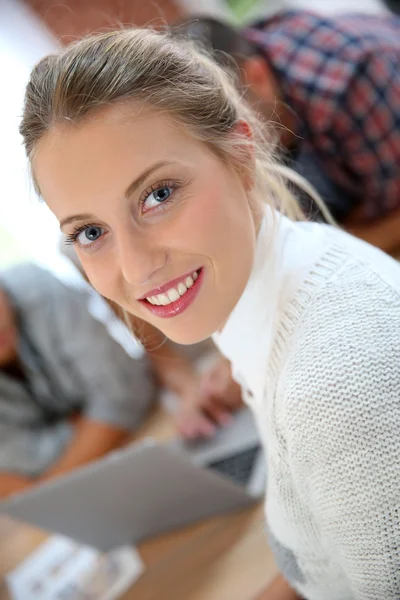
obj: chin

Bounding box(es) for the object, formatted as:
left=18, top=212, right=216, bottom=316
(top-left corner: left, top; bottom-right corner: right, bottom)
left=165, top=331, right=211, bottom=346
left=163, top=321, right=217, bottom=346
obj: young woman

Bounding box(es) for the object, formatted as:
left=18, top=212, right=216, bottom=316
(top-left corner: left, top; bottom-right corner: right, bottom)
left=19, top=28, right=400, bottom=600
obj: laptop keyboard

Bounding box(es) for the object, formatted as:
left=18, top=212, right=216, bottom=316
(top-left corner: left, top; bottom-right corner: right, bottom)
left=208, top=446, right=259, bottom=487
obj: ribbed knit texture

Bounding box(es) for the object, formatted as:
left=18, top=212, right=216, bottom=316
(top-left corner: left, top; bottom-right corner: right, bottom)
left=214, top=217, right=400, bottom=600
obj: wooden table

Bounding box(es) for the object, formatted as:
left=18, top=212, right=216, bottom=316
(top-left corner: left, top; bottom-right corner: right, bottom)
left=0, top=408, right=277, bottom=600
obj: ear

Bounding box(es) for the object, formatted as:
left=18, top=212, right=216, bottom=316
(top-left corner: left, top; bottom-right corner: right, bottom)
left=242, top=56, right=275, bottom=103
left=232, top=119, right=255, bottom=191
left=233, top=119, right=253, bottom=141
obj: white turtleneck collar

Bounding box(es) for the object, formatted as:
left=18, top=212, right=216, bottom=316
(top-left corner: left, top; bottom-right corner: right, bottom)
left=212, top=209, right=330, bottom=409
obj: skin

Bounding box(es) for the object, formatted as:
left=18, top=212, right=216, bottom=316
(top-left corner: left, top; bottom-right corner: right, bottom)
left=34, top=106, right=260, bottom=346
left=33, top=104, right=299, bottom=599
left=144, top=325, right=243, bottom=438
left=36, top=104, right=250, bottom=433
left=256, top=574, right=301, bottom=600
left=0, top=290, right=18, bottom=367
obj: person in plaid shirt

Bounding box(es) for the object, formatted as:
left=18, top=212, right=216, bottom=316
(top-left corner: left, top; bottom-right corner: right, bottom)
left=177, top=11, right=400, bottom=252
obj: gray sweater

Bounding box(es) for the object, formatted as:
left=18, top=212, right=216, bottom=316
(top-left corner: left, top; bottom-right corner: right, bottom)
left=0, top=264, right=155, bottom=476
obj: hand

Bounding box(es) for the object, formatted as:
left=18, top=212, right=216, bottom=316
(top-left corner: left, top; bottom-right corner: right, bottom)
left=174, top=356, right=243, bottom=439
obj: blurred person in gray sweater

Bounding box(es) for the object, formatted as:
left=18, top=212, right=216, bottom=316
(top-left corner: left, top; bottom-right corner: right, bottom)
left=0, top=262, right=156, bottom=498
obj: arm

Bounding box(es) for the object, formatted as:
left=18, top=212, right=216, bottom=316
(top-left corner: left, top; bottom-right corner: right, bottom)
left=40, top=417, right=129, bottom=481
left=286, top=277, right=400, bottom=598
left=0, top=419, right=129, bottom=497
left=255, top=574, right=301, bottom=600
left=110, top=313, right=243, bottom=438
left=0, top=472, right=33, bottom=499
left=149, top=337, right=243, bottom=438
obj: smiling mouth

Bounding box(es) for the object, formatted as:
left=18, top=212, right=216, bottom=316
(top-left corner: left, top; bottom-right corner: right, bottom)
left=139, top=268, right=203, bottom=319
left=143, top=269, right=200, bottom=306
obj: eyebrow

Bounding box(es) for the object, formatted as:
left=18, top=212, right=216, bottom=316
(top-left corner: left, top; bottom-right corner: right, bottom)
left=60, top=213, right=95, bottom=229
left=60, top=160, right=176, bottom=230
left=124, top=160, right=175, bottom=199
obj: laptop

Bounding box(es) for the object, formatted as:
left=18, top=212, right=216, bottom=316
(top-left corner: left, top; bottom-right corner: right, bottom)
left=0, top=408, right=266, bottom=551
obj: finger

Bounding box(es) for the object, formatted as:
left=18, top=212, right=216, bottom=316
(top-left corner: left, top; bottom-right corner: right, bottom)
left=199, top=363, right=227, bottom=395
left=200, top=371, right=227, bottom=396
left=202, top=380, right=244, bottom=411
left=196, top=418, right=217, bottom=438
left=176, top=411, right=216, bottom=439
left=176, top=420, right=195, bottom=439
left=187, top=413, right=216, bottom=438
left=200, top=397, right=233, bottom=427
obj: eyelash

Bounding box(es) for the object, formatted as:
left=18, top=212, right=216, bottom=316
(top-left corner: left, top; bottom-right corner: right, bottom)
left=64, top=224, right=100, bottom=247
left=139, top=178, right=181, bottom=210
left=64, top=178, right=184, bottom=248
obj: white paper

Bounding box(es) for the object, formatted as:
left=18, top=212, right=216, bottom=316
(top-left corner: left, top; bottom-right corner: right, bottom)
left=6, top=535, right=144, bottom=600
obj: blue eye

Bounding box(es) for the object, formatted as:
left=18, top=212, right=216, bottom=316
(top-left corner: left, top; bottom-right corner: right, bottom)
left=77, top=226, right=103, bottom=246
left=143, top=186, right=172, bottom=210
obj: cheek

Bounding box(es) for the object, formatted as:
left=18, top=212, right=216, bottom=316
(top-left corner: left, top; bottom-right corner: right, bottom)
left=189, top=174, right=254, bottom=264
left=78, top=253, right=118, bottom=301
left=170, top=174, right=239, bottom=257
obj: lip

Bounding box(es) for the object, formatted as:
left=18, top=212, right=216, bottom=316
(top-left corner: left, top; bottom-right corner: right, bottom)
left=139, top=267, right=204, bottom=319
left=138, top=267, right=202, bottom=300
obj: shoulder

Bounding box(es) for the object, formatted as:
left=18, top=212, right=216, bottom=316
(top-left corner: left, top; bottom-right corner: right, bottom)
left=281, top=255, right=400, bottom=440
left=273, top=238, right=400, bottom=584
left=251, top=10, right=397, bottom=46
left=1, top=262, right=88, bottom=319
left=248, top=10, right=370, bottom=57
left=2, top=263, right=64, bottom=302
left=281, top=261, right=400, bottom=561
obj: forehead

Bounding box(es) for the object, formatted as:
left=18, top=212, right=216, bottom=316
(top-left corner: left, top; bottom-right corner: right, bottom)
left=33, top=105, right=206, bottom=213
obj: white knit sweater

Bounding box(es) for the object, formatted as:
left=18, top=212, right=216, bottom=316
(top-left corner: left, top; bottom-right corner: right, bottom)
left=213, top=211, right=400, bottom=600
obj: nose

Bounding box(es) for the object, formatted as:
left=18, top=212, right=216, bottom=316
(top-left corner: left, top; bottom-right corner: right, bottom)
left=116, top=228, right=167, bottom=289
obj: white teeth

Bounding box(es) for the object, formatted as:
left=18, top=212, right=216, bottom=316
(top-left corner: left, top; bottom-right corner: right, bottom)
left=158, top=293, right=170, bottom=306
left=177, top=282, right=187, bottom=296
left=167, top=288, right=180, bottom=302
left=146, top=270, right=200, bottom=306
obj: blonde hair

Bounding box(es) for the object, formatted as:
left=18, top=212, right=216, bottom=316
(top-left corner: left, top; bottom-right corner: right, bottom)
left=19, top=26, right=333, bottom=343
left=20, top=26, right=332, bottom=220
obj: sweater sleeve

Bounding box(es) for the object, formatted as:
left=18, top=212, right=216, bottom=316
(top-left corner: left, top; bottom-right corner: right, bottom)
left=284, top=262, right=400, bottom=599
left=57, top=287, right=156, bottom=430
left=43, top=274, right=156, bottom=431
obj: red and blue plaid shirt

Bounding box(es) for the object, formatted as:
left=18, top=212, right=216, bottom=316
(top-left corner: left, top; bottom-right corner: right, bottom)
left=244, top=11, right=400, bottom=222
